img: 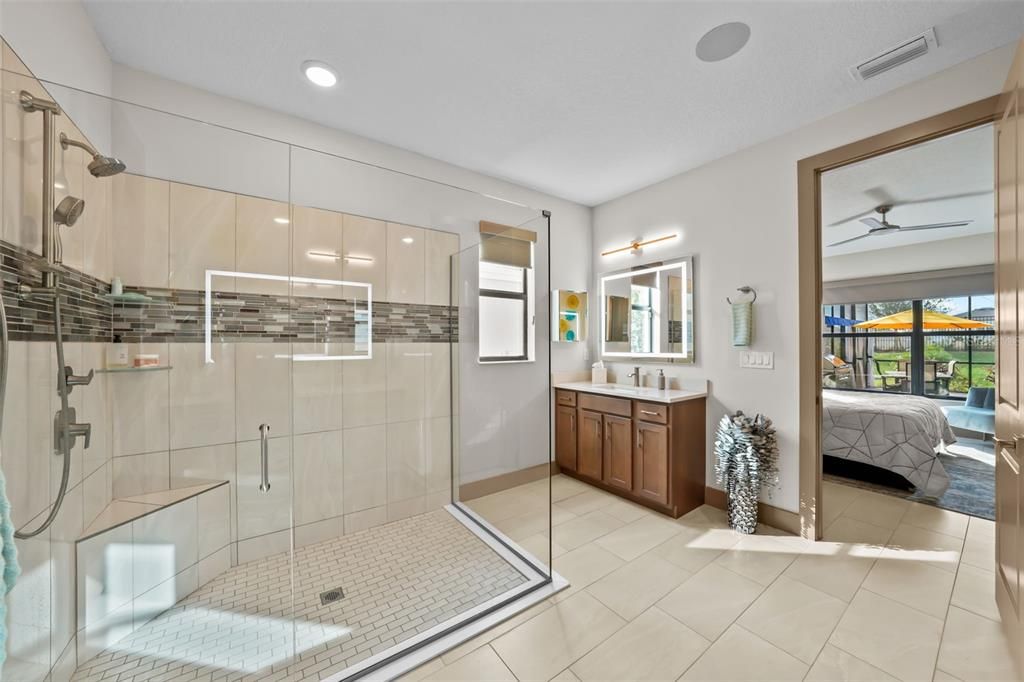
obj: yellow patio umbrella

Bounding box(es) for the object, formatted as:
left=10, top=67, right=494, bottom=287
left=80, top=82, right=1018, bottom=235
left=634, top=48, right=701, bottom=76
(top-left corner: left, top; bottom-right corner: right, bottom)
left=854, top=309, right=992, bottom=330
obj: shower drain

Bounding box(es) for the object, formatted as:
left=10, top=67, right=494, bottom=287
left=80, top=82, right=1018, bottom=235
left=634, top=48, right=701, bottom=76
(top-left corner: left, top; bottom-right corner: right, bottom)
left=320, top=586, right=345, bottom=605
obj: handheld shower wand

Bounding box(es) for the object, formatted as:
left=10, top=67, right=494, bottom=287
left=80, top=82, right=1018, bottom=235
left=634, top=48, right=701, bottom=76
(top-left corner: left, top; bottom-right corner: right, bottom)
left=11, top=93, right=121, bottom=539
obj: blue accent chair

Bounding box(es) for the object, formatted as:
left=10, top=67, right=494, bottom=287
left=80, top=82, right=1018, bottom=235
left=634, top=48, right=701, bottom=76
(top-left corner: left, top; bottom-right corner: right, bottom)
left=944, top=387, right=996, bottom=436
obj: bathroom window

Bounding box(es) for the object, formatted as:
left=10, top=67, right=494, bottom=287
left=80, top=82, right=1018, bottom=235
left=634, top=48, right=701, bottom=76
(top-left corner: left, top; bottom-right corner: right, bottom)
left=479, top=237, right=535, bottom=363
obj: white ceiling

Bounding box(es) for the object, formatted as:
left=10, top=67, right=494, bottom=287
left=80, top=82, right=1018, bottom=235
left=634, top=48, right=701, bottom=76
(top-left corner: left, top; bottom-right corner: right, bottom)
left=81, top=1, right=1024, bottom=206
left=821, top=122, right=994, bottom=259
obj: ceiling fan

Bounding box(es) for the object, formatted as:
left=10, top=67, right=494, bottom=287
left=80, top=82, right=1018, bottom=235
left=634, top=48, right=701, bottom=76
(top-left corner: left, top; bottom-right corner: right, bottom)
left=827, top=205, right=972, bottom=247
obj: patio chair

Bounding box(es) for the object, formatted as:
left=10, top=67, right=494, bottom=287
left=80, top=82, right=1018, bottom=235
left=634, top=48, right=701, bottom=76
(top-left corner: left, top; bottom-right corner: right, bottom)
left=935, top=359, right=957, bottom=395
left=873, top=358, right=907, bottom=392
left=943, top=387, right=995, bottom=436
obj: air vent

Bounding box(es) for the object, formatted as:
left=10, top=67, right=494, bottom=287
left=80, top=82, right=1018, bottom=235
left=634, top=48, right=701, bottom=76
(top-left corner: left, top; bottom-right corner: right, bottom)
left=851, top=28, right=937, bottom=81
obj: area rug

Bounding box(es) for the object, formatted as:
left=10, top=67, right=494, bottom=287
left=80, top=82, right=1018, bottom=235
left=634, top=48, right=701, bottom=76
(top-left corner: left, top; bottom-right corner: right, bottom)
left=825, top=438, right=995, bottom=520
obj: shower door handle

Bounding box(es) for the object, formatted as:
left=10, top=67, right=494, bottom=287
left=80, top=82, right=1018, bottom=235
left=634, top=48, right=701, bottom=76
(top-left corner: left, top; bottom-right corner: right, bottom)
left=258, top=423, right=271, bottom=492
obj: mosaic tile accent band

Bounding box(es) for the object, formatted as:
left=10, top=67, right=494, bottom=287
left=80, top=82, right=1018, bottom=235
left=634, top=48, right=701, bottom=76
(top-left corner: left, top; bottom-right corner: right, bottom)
left=114, top=286, right=456, bottom=343
left=0, top=239, right=456, bottom=343
left=0, top=240, right=112, bottom=343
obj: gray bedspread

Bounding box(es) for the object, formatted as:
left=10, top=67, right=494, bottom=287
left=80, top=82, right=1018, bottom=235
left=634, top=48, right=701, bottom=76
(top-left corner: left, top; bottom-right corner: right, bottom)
left=822, top=390, right=956, bottom=497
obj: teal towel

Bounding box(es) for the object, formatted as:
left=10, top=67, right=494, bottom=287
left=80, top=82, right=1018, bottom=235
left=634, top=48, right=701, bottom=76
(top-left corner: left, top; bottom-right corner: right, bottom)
left=732, top=302, right=752, bottom=347
left=0, top=464, right=19, bottom=667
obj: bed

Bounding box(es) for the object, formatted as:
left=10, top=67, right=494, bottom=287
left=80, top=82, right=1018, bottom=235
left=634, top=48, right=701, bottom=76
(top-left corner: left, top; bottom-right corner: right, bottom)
left=822, top=389, right=956, bottom=497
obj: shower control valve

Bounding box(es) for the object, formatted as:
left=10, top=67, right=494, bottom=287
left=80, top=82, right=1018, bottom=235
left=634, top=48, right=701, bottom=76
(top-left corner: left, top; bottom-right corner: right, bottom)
left=63, top=365, right=94, bottom=392
left=54, top=407, right=91, bottom=451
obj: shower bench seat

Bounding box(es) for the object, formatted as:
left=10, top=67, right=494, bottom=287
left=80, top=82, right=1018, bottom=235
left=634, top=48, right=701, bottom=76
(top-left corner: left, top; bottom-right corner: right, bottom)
left=74, top=480, right=232, bottom=668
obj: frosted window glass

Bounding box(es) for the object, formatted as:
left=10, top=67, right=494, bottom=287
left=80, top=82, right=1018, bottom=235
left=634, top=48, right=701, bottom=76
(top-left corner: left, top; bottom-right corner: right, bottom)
left=480, top=297, right=525, bottom=359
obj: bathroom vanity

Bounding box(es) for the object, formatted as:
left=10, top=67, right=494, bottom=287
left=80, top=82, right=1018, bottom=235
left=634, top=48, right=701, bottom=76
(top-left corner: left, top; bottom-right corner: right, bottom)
left=553, top=382, right=706, bottom=518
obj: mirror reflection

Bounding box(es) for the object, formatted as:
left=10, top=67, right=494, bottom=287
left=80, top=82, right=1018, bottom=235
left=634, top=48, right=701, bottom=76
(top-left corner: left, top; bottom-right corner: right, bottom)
left=600, top=257, right=694, bottom=361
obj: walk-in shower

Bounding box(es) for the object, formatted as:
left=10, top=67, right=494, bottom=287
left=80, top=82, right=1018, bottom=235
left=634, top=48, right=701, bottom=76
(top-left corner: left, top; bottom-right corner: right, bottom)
left=2, top=43, right=554, bottom=682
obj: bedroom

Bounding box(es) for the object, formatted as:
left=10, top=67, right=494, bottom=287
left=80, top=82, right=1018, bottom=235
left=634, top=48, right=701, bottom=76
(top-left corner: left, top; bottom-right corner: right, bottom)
left=819, top=121, right=997, bottom=532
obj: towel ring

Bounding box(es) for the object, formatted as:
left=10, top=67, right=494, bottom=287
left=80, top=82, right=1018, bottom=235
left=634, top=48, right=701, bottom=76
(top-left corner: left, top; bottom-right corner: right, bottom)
left=727, top=286, right=757, bottom=304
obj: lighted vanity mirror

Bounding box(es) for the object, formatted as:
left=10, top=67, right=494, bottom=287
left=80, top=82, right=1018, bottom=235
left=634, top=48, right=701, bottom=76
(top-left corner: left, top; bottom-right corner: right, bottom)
left=552, top=290, right=588, bottom=342
left=600, top=256, right=694, bottom=362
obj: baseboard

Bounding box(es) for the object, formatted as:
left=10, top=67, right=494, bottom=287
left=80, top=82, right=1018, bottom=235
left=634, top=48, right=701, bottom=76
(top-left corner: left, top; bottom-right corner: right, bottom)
left=704, top=486, right=801, bottom=535
left=459, top=463, right=551, bottom=501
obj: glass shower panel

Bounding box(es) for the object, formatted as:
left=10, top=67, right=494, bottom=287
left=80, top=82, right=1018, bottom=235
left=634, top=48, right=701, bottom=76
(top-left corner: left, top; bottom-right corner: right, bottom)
left=287, top=145, right=552, bottom=678
left=453, top=213, right=553, bottom=574
left=0, top=70, right=298, bottom=681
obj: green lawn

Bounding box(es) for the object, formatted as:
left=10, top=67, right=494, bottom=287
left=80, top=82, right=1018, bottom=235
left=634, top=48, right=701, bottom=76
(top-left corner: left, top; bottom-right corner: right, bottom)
left=872, top=350, right=994, bottom=393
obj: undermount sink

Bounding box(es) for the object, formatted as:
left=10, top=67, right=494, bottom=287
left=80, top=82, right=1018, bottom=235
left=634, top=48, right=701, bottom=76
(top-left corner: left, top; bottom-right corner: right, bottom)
left=595, top=384, right=643, bottom=394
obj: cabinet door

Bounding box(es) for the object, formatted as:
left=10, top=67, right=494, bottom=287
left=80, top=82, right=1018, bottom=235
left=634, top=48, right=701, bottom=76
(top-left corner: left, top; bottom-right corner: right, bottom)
left=555, top=405, right=577, bottom=471
left=635, top=421, right=670, bottom=505
left=577, top=409, right=604, bottom=481
left=603, top=414, right=633, bottom=491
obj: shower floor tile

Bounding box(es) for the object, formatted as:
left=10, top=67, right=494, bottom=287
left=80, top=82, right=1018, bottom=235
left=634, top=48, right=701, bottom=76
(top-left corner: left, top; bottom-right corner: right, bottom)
left=71, top=509, right=528, bottom=682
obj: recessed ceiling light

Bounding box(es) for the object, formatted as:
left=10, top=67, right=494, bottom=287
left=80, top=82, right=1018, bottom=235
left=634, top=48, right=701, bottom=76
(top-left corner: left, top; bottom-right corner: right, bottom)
left=302, top=60, right=338, bottom=88
left=696, top=22, right=750, bottom=63
left=402, top=237, right=414, bottom=244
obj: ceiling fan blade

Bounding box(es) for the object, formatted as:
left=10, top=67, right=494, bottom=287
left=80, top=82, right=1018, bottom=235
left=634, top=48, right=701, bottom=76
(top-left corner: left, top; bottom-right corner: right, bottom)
left=898, top=220, right=972, bottom=231
left=827, top=233, right=873, bottom=248
left=858, top=217, right=885, bottom=229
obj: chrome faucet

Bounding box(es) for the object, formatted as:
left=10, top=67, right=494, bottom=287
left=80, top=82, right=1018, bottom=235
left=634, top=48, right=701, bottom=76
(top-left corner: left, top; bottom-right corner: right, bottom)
left=627, top=366, right=642, bottom=387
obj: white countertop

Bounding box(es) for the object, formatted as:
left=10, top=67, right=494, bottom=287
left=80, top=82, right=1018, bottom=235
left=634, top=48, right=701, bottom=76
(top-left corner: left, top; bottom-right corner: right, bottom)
left=554, top=381, right=707, bottom=404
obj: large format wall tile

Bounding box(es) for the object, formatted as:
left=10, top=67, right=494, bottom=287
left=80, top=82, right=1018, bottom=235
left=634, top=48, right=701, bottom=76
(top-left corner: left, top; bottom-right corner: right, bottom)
left=235, top=342, right=292, bottom=439
left=169, top=443, right=237, bottom=541
left=292, top=204, right=343, bottom=294
left=386, top=223, right=425, bottom=304
left=342, top=342, right=386, bottom=428
left=168, top=183, right=235, bottom=290
left=386, top=342, right=426, bottom=423
left=236, top=437, right=292, bottom=541
left=292, top=343, right=344, bottom=434
left=236, top=195, right=290, bottom=295
left=3, top=341, right=55, bottom=527
left=387, top=419, right=427, bottom=503
left=425, top=342, right=451, bottom=418
left=169, top=342, right=236, bottom=450
left=112, top=173, right=169, bottom=289
left=112, top=451, right=169, bottom=498
left=425, top=230, right=459, bottom=306
left=83, top=165, right=113, bottom=282
left=2, top=70, right=46, bottom=254
left=110, top=344, right=170, bottom=457
left=342, top=424, right=387, bottom=514
left=342, top=213, right=387, bottom=300
left=293, top=430, right=345, bottom=526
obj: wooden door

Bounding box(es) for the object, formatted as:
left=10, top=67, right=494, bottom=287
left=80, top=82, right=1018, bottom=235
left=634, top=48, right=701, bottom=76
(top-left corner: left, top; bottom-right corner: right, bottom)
left=577, top=409, right=604, bottom=481
left=602, top=414, right=633, bottom=491
left=555, top=405, right=577, bottom=471
left=635, top=421, right=670, bottom=505
left=996, top=37, right=1024, bottom=676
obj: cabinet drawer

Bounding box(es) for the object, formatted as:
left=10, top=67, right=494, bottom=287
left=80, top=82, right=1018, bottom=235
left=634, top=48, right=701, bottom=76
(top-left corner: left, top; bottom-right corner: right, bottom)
left=555, top=389, right=577, bottom=407
left=634, top=402, right=668, bottom=424
left=578, top=393, right=632, bottom=417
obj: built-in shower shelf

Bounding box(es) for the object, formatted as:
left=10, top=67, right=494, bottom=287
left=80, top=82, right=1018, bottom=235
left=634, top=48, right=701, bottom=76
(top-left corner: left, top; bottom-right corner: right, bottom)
left=103, top=292, right=154, bottom=304
left=95, top=365, right=173, bottom=374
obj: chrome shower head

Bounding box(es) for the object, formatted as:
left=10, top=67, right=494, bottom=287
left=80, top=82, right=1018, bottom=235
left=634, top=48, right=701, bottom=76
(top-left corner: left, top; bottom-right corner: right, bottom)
left=87, top=154, right=126, bottom=177
left=54, top=196, right=85, bottom=227
left=59, top=133, right=126, bottom=178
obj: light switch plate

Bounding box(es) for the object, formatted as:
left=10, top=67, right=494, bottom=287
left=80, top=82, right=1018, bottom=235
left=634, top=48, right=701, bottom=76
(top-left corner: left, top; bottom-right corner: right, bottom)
left=740, top=350, right=774, bottom=369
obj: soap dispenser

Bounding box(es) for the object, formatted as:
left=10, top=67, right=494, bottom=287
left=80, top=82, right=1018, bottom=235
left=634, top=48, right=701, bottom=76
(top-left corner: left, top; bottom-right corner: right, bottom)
left=657, top=369, right=666, bottom=390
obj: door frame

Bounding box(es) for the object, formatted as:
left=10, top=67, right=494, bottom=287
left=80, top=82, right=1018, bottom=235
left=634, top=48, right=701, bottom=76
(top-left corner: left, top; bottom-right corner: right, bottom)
left=796, top=95, right=1001, bottom=540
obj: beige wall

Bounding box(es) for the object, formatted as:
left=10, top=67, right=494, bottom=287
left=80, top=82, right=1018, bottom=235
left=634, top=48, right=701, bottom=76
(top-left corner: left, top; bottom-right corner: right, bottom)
left=592, top=44, right=1016, bottom=514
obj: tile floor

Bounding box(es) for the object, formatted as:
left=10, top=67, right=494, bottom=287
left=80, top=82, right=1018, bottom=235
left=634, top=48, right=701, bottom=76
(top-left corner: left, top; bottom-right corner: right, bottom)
left=71, top=510, right=528, bottom=682
left=404, top=475, right=1018, bottom=682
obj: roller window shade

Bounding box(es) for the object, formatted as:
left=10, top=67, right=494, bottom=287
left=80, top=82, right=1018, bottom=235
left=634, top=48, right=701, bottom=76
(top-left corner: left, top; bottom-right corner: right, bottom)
left=479, top=221, right=535, bottom=269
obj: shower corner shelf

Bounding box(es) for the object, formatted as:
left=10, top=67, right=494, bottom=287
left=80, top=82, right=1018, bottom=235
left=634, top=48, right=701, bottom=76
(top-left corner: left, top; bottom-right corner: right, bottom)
left=103, top=292, right=154, bottom=304
left=95, top=365, right=173, bottom=374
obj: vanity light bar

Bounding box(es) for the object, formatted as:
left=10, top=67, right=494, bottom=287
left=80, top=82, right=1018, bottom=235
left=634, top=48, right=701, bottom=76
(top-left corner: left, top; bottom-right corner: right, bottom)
left=601, top=234, right=676, bottom=257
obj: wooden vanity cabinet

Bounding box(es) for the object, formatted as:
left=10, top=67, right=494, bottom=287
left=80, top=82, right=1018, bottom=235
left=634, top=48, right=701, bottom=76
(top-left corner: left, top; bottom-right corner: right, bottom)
left=554, top=389, right=705, bottom=518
